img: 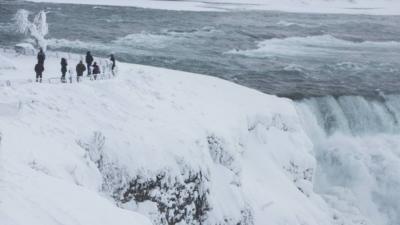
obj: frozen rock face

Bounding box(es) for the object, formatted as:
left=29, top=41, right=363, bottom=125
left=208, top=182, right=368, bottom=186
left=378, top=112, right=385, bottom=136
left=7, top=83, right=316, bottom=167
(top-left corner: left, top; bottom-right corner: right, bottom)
left=75, top=96, right=319, bottom=225
left=78, top=132, right=212, bottom=225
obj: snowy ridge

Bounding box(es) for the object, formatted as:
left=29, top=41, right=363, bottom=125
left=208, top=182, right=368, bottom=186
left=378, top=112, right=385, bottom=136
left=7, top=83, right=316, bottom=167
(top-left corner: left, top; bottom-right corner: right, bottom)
left=0, top=51, right=400, bottom=225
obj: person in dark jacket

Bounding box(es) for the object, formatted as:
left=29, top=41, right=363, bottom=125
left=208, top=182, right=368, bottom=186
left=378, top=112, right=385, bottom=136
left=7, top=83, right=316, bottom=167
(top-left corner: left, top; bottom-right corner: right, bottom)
left=61, top=58, right=68, bottom=83
left=34, top=63, right=44, bottom=83
left=85, top=51, right=94, bottom=76
left=92, top=62, right=100, bottom=80
left=110, top=54, right=116, bottom=76
left=76, top=60, right=86, bottom=82
left=37, top=48, right=46, bottom=65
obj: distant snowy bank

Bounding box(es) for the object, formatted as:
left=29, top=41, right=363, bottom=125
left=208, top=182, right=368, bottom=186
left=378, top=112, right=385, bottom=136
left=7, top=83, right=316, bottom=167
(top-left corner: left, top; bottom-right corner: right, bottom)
left=28, top=0, right=400, bottom=15
left=0, top=49, right=399, bottom=225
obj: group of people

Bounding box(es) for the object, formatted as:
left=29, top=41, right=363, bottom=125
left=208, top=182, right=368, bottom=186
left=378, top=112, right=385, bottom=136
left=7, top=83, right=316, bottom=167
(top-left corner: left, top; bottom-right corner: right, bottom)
left=34, top=48, right=116, bottom=83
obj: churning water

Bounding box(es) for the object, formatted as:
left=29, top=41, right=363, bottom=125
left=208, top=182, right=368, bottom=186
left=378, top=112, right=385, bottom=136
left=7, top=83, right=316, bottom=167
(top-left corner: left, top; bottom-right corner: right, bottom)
left=1, top=1, right=400, bottom=98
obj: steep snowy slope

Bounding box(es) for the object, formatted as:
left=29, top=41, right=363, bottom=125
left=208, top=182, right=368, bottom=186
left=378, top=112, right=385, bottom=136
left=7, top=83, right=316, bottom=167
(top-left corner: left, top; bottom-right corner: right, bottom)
left=0, top=50, right=336, bottom=225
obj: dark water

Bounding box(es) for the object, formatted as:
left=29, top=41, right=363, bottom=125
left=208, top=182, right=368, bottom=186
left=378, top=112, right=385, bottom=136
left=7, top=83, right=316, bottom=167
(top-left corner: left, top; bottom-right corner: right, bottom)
left=1, top=0, right=400, bottom=98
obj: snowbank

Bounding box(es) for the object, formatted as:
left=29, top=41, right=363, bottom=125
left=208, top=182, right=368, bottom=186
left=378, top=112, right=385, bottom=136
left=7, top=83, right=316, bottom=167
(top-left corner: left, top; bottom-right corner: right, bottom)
left=28, top=0, right=400, bottom=15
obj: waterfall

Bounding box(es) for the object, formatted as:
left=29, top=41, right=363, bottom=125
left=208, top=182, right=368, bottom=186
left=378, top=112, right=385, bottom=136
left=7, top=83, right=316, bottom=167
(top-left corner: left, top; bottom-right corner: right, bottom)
left=295, top=94, right=400, bottom=225
left=296, top=95, right=400, bottom=137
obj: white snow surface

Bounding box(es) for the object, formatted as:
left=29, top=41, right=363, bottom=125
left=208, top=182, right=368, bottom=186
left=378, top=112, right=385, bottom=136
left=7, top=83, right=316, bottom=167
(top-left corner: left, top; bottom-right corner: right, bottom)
left=28, top=0, right=400, bottom=15
left=1, top=50, right=399, bottom=225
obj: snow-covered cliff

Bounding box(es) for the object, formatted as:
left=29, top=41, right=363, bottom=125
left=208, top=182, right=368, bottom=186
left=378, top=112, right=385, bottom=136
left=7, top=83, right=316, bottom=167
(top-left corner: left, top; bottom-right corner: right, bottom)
left=0, top=50, right=329, bottom=225
left=0, top=51, right=399, bottom=225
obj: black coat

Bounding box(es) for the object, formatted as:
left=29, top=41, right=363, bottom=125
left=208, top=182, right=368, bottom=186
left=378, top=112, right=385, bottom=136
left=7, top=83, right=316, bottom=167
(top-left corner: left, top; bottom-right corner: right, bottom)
left=93, top=64, right=100, bottom=74
left=35, top=64, right=44, bottom=75
left=76, top=63, right=86, bottom=76
left=37, top=51, right=46, bottom=64
left=86, top=54, right=94, bottom=65
left=110, top=55, right=116, bottom=69
left=61, top=59, right=68, bottom=73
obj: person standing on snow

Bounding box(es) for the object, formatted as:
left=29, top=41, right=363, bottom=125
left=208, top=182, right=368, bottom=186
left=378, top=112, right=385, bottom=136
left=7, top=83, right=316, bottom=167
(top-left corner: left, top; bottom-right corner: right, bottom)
left=85, top=51, right=94, bottom=76
left=92, top=62, right=100, bottom=80
left=61, top=58, right=68, bottom=83
left=37, top=48, right=46, bottom=65
left=76, top=60, right=86, bottom=82
left=34, top=63, right=44, bottom=83
left=110, top=54, right=116, bottom=76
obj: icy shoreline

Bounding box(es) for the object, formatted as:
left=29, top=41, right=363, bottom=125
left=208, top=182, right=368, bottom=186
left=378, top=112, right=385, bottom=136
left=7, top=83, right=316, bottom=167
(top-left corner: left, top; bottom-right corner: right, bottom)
left=28, top=0, right=400, bottom=15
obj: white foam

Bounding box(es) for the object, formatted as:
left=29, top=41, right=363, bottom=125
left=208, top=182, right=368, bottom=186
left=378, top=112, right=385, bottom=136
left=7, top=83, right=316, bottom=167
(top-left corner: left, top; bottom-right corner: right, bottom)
left=228, top=35, right=400, bottom=58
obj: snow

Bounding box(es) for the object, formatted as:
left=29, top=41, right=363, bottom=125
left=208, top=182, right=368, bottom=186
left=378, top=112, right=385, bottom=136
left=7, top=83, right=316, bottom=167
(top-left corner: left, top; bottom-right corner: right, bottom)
left=0, top=163, right=152, bottom=225
left=27, top=0, right=400, bottom=15
left=1, top=49, right=399, bottom=225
